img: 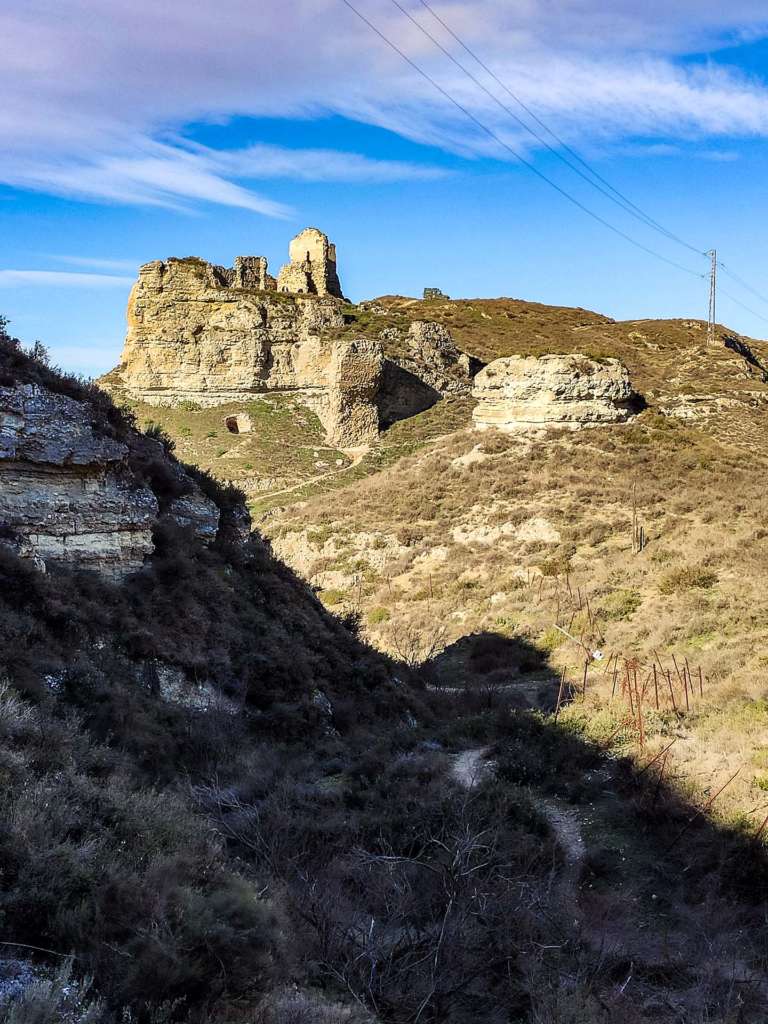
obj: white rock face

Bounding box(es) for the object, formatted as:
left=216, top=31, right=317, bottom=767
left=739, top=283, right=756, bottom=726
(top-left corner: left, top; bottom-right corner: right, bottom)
left=107, top=251, right=382, bottom=447
left=326, top=339, right=383, bottom=447
left=0, top=384, right=157, bottom=576
left=472, top=354, right=635, bottom=433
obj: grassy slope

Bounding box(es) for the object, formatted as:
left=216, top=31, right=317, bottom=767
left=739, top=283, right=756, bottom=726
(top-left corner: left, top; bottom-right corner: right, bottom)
left=257, top=296, right=768, bottom=834
left=124, top=394, right=352, bottom=498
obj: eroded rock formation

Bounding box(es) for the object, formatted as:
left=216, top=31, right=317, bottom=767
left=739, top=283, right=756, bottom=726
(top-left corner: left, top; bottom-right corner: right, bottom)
left=472, top=354, right=635, bottom=433
left=0, top=382, right=227, bottom=577
left=106, top=228, right=385, bottom=447
left=106, top=229, right=483, bottom=447
left=378, top=321, right=480, bottom=427
left=326, top=339, right=383, bottom=447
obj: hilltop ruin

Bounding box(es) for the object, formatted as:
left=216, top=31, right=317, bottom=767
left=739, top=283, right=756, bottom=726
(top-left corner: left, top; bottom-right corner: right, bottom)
left=104, top=228, right=476, bottom=448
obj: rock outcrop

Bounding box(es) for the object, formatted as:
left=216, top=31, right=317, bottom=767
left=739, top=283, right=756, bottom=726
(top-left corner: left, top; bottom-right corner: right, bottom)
left=472, top=354, right=635, bottom=433
left=105, top=229, right=484, bottom=447
left=114, top=256, right=346, bottom=408
left=106, top=228, right=384, bottom=447
left=378, top=321, right=481, bottom=427
left=0, top=382, right=230, bottom=577
left=326, top=339, right=383, bottom=447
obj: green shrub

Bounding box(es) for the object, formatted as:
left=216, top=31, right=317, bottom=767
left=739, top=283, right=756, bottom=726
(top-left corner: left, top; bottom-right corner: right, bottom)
left=600, top=589, right=642, bottom=620
left=539, top=626, right=566, bottom=652
left=659, top=566, right=717, bottom=595
left=367, top=607, right=391, bottom=625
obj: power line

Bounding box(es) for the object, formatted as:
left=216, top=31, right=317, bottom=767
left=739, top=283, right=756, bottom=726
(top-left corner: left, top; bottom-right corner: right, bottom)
left=718, top=263, right=768, bottom=310
left=339, top=0, right=707, bottom=280
left=718, top=285, right=768, bottom=328
left=408, top=0, right=708, bottom=259
left=415, top=3, right=768, bottom=333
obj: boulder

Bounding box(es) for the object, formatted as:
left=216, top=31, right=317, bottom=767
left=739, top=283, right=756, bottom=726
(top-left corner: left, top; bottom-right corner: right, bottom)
left=472, top=354, right=635, bottom=433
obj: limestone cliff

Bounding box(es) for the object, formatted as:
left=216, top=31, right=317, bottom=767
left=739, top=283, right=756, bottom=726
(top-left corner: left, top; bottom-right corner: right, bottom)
left=0, top=383, right=158, bottom=575
left=0, top=364, right=242, bottom=577
left=105, top=230, right=482, bottom=449
left=115, top=256, right=346, bottom=407
left=472, top=354, right=636, bottom=433
left=107, top=237, right=381, bottom=447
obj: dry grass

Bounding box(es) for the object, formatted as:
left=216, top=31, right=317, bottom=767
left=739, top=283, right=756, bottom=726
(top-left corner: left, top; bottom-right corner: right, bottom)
left=126, top=395, right=350, bottom=499
left=143, top=293, right=768, bottom=834
left=264, top=397, right=768, bottom=831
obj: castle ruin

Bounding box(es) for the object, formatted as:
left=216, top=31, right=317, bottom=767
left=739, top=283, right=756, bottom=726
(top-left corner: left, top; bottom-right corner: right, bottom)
left=276, top=228, right=344, bottom=298
left=181, top=228, right=344, bottom=299
left=103, top=226, right=475, bottom=450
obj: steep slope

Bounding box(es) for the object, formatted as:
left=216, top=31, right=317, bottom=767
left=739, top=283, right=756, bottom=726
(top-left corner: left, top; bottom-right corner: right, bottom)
left=6, top=317, right=768, bottom=1024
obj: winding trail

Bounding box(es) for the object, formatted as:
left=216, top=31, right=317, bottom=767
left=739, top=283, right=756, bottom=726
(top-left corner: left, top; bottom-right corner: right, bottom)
left=257, top=447, right=368, bottom=501
left=450, top=746, right=586, bottom=924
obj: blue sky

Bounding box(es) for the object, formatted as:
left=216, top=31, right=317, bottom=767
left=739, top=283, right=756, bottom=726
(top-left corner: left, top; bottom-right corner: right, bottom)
left=3, top=0, right=768, bottom=375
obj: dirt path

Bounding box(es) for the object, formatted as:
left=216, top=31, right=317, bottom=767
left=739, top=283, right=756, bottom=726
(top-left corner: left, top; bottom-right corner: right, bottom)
left=538, top=799, right=587, bottom=873
left=537, top=798, right=587, bottom=926
left=450, top=748, right=586, bottom=925
left=258, top=447, right=367, bottom=501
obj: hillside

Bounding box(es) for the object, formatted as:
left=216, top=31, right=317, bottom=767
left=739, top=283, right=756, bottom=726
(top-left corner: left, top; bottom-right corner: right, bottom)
left=258, top=295, right=768, bottom=829
left=5, top=309, right=768, bottom=1022
left=130, top=293, right=768, bottom=511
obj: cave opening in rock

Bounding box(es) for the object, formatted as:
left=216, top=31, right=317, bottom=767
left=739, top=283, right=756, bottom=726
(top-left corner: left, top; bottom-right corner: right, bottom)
left=224, top=412, right=253, bottom=435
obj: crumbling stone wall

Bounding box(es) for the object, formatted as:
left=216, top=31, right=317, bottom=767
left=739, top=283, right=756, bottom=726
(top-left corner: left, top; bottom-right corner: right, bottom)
left=277, top=228, right=344, bottom=298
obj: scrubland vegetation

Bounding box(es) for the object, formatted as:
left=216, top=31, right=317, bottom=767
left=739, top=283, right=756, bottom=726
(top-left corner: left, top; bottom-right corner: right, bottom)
left=5, top=313, right=768, bottom=1022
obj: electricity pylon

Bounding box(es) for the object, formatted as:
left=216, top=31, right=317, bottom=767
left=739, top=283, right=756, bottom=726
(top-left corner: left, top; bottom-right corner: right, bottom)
left=707, top=249, right=717, bottom=346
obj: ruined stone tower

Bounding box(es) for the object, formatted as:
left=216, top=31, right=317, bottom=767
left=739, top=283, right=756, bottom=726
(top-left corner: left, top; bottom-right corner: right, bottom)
left=276, top=227, right=344, bottom=299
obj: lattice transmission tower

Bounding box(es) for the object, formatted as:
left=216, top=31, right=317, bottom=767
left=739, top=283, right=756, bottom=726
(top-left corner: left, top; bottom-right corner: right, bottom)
left=707, top=249, right=718, bottom=346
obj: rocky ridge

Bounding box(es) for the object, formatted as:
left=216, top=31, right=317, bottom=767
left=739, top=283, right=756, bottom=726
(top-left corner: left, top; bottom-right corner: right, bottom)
left=103, top=230, right=479, bottom=449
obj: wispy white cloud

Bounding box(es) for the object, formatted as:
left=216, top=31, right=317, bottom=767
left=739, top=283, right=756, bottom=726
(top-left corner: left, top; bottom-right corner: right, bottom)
left=210, top=143, right=449, bottom=182
left=617, top=141, right=741, bottom=161
left=1, top=0, right=768, bottom=212
left=0, top=270, right=134, bottom=288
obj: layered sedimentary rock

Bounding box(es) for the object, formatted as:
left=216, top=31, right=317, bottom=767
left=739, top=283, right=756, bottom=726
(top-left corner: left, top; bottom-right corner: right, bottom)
left=115, top=256, right=346, bottom=406
left=106, top=229, right=485, bottom=446
left=472, top=354, right=635, bottom=433
left=109, top=244, right=382, bottom=446
left=326, top=339, right=383, bottom=447
left=0, top=383, right=223, bottom=577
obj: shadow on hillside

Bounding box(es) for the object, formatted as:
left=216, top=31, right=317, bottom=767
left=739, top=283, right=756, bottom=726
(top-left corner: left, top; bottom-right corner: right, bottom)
left=409, top=633, right=768, bottom=1016
left=377, top=361, right=442, bottom=428
left=425, top=631, right=561, bottom=711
